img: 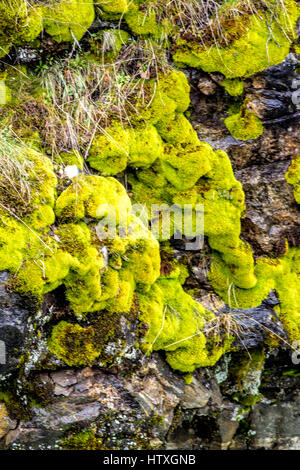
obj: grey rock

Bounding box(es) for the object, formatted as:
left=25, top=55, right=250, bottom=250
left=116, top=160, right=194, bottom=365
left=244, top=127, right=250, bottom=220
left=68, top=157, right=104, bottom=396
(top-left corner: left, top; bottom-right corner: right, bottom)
left=236, top=160, right=299, bottom=255
left=0, top=271, right=31, bottom=378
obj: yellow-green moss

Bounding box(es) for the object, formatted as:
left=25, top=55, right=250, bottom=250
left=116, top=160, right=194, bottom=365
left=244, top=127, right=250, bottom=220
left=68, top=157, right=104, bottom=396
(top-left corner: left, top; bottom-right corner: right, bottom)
left=125, top=68, right=257, bottom=289
left=0, top=81, right=12, bottom=105
left=88, top=123, right=130, bottom=175
left=129, top=115, right=256, bottom=289
left=0, top=143, right=57, bottom=230
left=48, top=321, right=100, bottom=366
left=138, top=277, right=233, bottom=373
left=128, top=124, right=163, bottom=168
left=61, top=428, right=105, bottom=450
left=225, top=109, right=264, bottom=141
left=88, top=122, right=163, bottom=175
left=54, top=150, right=84, bottom=169
left=209, top=247, right=300, bottom=342
left=0, top=0, right=43, bottom=58
left=285, top=155, right=300, bottom=203
left=124, top=3, right=171, bottom=39
left=43, top=0, right=95, bottom=42
left=96, top=0, right=128, bottom=15
left=173, top=0, right=299, bottom=78
left=55, top=174, right=131, bottom=222
left=222, top=78, right=244, bottom=97
left=135, top=70, right=190, bottom=125
left=160, top=141, right=213, bottom=191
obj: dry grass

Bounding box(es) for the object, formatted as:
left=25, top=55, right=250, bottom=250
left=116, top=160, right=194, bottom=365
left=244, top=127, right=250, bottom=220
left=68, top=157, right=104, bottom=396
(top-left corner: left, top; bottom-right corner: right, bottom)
left=39, top=38, right=170, bottom=158
left=0, top=128, right=36, bottom=214
left=137, top=0, right=293, bottom=48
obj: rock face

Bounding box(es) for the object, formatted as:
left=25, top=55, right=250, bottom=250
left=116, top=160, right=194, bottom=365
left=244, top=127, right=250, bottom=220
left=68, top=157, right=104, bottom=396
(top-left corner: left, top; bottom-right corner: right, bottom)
left=5, top=350, right=299, bottom=450
left=0, top=271, right=31, bottom=378
left=0, top=2, right=299, bottom=451
left=5, top=356, right=184, bottom=450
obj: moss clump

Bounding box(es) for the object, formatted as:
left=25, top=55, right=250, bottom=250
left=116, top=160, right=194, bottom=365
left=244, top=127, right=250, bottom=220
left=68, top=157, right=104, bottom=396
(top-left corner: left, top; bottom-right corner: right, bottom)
left=0, top=152, right=161, bottom=315
left=88, top=122, right=163, bottom=174
left=96, top=0, right=128, bottom=15
left=48, top=321, right=100, bottom=366
left=128, top=124, right=163, bottom=168
left=131, top=142, right=255, bottom=289
left=124, top=3, right=172, bottom=39
left=88, top=123, right=130, bottom=175
left=55, top=174, right=131, bottom=222
left=173, top=0, right=299, bottom=78
left=53, top=150, right=84, bottom=169
left=138, top=275, right=233, bottom=373
left=222, top=78, right=244, bottom=97
left=43, top=0, right=95, bottom=42
left=160, top=140, right=213, bottom=191
left=135, top=70, right=190, bottom=125
left=225, top=108, right=264, bottom=141
left=0, top=0, right=43, bottom=58
left=56, top=222, right=104, bottom=314
left=127, top=70, right=256, bottom=288
left=0, top=140, right=57, bottom=230
left=209, top=247, right=300, bottom=342
left=61, top=428, right=105, bottom=450
left=54, top=176, right=160, bottom=314
left=285, top=155, right=300, bottom=203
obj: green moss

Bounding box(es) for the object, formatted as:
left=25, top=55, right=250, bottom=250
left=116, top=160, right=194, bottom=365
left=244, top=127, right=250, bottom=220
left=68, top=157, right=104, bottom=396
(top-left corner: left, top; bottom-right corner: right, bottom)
left=96, top=0, right=128, bottom=15
left=135, top=70, right=190, bottom=125
left=183, top=373, right=193, bottom=385
left=285, top=155, right=300, bottom=203
left=88, top=122, right=163, bottom=175
left=0, top=0, right=43, bottom=58
left=127, top=72, right=256, bottom=289
left=209, top=239, right=257, bottom=289
left=62, top=428, right=105, bottom=450
left=54, top=150, right=84, bottom=169
left=222, top=78, right=244, bottom=97
left=48, top=321, right=100, bottom=366
left=225, top=108, right=264, bottom=141
left=124, top=3, right=171, bottom=39
left=173, top=0, right=299, bottom=78
left=128, top=123, right=163, bottom=168
left=43, top=0, right=95, bottom=42
left=138, top=277, right=233, bottom=373
left=209, top=247, right=300, bottom=342
left=155, top=113, right=199, bottom=146
left=0, top=144, right=57, bottom=230
left=0, top=81, right=12, bottom=105
left=160, top=142, right=213, bottom=191
left=13, top=250, right=74, bottom=299
left=55, top=174, right=131, bottom=222
left=54, top=176, right=161, bottom=314
left=88, top=123, right=130, bottom=175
